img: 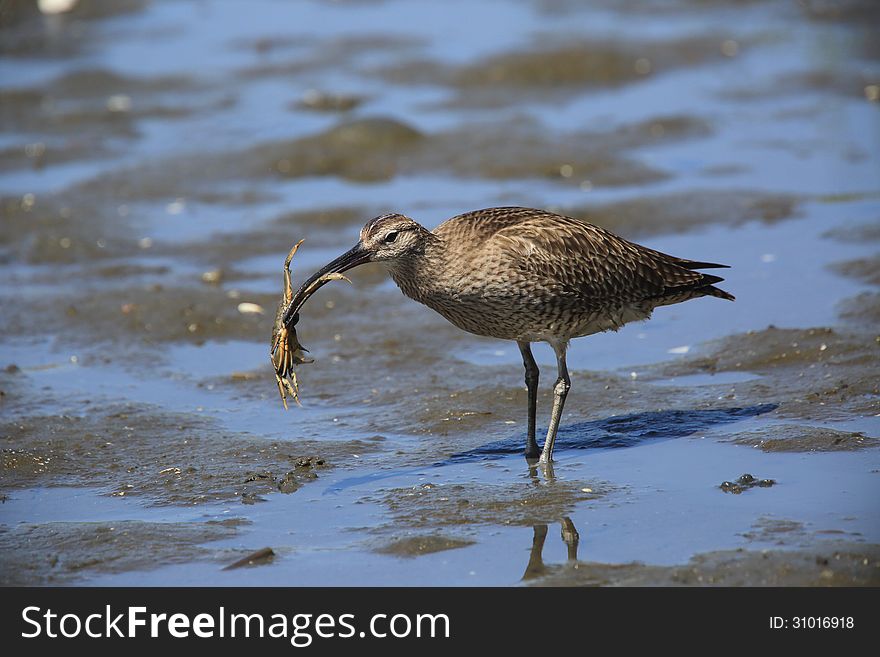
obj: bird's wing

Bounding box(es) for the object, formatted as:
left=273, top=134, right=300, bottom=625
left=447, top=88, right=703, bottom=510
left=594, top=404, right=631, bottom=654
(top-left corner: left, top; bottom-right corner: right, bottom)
left=490, top=212, right=708, bottom=306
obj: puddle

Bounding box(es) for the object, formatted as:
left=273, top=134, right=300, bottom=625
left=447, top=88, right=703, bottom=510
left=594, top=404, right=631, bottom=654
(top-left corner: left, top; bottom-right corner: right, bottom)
left=14, top=434, right=876, bottom=586
left=0, top=487, right=206, bottom=525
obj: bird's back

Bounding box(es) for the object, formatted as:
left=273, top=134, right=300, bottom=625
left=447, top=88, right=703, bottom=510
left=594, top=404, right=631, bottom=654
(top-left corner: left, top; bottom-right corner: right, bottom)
left=409, top=207, right=733, bottom=342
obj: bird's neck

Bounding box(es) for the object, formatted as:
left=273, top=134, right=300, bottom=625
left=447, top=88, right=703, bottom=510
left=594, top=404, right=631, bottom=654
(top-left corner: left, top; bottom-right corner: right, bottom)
left=384, top=231, right=445, bottom=304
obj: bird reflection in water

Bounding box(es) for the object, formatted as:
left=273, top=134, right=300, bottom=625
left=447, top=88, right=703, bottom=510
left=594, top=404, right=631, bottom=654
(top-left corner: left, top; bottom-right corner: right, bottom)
left=521, top=458, right=581, bottom=580
left=522, top=517, right=580, bottom=582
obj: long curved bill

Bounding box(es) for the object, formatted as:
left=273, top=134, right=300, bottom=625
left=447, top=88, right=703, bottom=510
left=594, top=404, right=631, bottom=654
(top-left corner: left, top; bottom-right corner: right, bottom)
left=281, top=242, right=371, bottom=328
left=271, top=240, right=370, bottom=409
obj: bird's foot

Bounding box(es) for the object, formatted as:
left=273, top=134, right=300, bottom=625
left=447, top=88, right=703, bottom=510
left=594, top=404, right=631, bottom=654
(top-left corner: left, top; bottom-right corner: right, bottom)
left=523, top=435, right=541, bottom=461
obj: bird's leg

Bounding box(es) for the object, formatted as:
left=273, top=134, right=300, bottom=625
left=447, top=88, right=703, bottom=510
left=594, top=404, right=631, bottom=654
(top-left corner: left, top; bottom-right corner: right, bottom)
left=518, top=341, right=540, bottom=460
left=540, top=340, right=570, bottom=464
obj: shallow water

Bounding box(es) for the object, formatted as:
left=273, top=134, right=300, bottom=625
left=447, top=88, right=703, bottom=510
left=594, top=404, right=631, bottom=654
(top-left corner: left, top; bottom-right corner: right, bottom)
left=1, top=0, right=878, bottom=586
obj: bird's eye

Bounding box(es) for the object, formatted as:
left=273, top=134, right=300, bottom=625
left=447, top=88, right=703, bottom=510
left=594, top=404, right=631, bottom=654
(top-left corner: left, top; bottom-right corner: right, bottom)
left=383, top=231, right=399, bottom=244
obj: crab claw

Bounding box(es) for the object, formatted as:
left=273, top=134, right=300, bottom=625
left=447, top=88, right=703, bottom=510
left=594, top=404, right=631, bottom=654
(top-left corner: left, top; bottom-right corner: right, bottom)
left=270, top=239, right=350, bottom=409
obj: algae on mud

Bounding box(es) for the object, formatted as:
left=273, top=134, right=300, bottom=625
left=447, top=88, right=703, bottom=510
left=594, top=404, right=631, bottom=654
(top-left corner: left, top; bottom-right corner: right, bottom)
left=373, top=534, right=476, bottom=558
left=726, top=425, right=878, bottom=453
left=377, top=34, right=743, bottom=107
left=0, top=404, right=379, bottom=506
left=63, top=113, right=707, bottom=198
left=566, top=190, right=799, bottom=240
left=0, top=519, right=236, bottom=586
left=645, top=326, right=880, bottom=422
left=529, top=541, right=880, bottom=587
left=370, top=479, right=609, bottom=530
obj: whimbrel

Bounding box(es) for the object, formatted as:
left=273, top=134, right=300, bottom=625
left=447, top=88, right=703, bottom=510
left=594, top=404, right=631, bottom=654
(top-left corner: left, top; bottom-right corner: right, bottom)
left=283, top=207, right=734, bottom=463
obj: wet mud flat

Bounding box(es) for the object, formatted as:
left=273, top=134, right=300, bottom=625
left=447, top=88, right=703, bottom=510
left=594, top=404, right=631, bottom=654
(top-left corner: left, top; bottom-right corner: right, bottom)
left=1, top=0, right=879, bottom=585
left=3, top=308, right=877, bottom=585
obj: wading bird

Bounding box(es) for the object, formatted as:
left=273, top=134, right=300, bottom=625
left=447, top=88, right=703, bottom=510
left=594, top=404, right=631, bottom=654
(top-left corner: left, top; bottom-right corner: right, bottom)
left=282, top=207, right=734, bottom=463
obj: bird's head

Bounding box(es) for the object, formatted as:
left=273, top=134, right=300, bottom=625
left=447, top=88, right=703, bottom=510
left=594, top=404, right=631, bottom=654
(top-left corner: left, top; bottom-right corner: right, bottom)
left=358, top=213, right=426, bottom=262
left=282, top=213, right=427, bottom=327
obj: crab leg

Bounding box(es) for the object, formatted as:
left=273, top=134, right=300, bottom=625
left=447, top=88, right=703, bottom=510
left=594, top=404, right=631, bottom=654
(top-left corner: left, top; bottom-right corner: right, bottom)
left=269, top=239, right=350, bottom=409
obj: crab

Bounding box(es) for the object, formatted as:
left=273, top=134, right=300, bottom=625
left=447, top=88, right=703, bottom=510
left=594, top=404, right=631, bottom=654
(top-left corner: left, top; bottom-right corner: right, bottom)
left=270, top=240, right=349, bottom=409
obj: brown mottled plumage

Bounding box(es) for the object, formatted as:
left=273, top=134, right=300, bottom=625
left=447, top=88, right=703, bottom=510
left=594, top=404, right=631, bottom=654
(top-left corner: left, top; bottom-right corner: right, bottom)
left=285, top=206, right=734, bottom=464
